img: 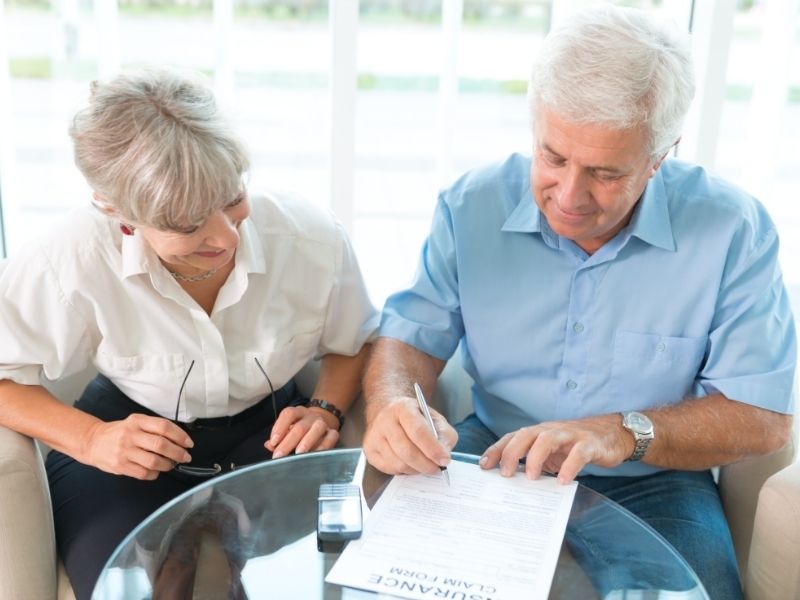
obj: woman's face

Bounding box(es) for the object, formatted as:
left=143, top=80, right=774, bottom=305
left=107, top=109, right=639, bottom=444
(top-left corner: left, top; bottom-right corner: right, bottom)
left=137, top=193, right=250, bottom=276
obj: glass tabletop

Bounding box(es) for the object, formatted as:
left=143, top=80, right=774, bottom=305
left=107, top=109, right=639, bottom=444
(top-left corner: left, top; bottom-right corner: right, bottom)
left=94, top=448, right=708, bottom=599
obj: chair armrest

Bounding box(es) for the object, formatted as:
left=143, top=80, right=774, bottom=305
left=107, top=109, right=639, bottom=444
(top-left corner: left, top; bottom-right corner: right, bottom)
left=718, top=438, right=795, bottom=574
left=431, top=357, right=473, bottom=424
left=338, top=394, right=366, bottom=449
left=744, top=460, right=800, bottom=600
left=293, top=360, right=319, bottom=400
left=0, top=426, right=58, bottom=600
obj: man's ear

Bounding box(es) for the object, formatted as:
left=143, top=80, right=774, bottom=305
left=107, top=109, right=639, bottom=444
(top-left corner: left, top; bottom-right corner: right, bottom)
left=650, top=158, right=664, bottom=176
left=650, top=150, right=671, bottom=176
left=649, top=137, right=680, bottom=176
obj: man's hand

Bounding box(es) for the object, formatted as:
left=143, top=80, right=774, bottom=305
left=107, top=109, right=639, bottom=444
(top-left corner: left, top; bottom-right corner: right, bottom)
left=480, top=414, right=633, bottom=484
left=266, top=406, right=340, bottom=458
left=84, top=414, right=194, bottom=480
left=363, top=395, right=457, bottom=475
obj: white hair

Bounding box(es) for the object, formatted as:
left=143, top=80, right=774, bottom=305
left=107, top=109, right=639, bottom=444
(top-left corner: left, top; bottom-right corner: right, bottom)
left=70, top=67, right=250, bottom=230
left=528, top=4, right=695, bottom=158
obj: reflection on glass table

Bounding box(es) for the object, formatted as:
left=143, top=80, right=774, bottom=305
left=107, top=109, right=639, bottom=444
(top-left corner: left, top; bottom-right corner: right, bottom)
left=93, top=448, right=708, bottom=599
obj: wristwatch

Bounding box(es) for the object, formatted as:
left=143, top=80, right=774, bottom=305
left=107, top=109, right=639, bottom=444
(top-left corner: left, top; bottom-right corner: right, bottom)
left=308, top=399, right=345, bottom=431
left=620, top=411, right=654, bottom=462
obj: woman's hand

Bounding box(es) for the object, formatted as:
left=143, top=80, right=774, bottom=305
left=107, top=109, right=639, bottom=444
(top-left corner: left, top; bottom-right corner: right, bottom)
left=84, top=414, right=194, bottom=480
left=265, top=406, right=340, bottom=458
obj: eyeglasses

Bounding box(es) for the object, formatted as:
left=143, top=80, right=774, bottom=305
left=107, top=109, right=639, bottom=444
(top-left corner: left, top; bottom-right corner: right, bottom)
left=253, top=356, right=278, bottom=421
left=172, top=359, right=220, bottom=476
left=171, top=358, right=278, bottom=477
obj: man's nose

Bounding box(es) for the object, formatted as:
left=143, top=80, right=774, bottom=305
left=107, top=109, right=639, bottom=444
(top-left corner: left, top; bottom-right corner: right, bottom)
left=555, top=167, right=588, bottom=209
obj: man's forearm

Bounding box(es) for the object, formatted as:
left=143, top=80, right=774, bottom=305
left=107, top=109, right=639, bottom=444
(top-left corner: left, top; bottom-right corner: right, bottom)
left=363, top=337, right=445, bottom=423
left=640, top=393, right=792, bottom=470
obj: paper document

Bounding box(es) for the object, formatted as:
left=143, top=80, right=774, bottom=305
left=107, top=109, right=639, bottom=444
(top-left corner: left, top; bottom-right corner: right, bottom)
left=326, top=460, right=577, bottom=600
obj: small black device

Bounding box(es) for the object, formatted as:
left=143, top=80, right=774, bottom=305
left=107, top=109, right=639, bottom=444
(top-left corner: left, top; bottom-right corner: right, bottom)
left=316, top=483, right=363, bottom=553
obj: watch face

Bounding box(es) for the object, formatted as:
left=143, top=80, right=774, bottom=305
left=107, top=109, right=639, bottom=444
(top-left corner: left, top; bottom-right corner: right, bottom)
left=624, top=411, right=653, bottom=434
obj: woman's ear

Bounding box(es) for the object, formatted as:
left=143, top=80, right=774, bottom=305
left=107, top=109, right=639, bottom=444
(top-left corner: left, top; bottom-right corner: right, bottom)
left=91, top=192, right=122, bottom=218
left=92, top=194, right=136, bottom=235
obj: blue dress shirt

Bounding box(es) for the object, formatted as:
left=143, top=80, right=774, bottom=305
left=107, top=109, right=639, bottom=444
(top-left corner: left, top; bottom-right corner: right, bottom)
left=380, top=154, right=796, bottom=475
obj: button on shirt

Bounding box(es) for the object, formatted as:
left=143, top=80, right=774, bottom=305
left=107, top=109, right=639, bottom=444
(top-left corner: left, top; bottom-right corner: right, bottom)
left=380, top=154, right=796, bottom=476
left=0, top=192, right=378, bottom=420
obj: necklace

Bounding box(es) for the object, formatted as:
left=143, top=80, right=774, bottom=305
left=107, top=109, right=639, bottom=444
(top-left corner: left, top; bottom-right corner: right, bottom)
left=168, top=266, right=220, bottom=283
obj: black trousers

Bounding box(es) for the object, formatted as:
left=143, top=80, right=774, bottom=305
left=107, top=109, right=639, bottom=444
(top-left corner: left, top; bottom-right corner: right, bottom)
left=45, top=374, right=304, bottom=600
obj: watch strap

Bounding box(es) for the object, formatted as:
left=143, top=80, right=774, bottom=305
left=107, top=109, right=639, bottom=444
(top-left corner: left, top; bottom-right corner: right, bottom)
left=628, top=436, right=652, bottom=461
left=621, top=411, right=654, bottom=462
left=308, top=398, right=344, bottom=431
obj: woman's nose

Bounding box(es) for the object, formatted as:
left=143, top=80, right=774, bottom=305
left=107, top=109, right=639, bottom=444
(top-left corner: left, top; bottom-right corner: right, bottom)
left=203, top=211, right=240, bottom=248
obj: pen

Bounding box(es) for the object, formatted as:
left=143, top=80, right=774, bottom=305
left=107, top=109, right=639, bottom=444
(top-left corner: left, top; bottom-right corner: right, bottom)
left=413, top=382, right=451, bottom=486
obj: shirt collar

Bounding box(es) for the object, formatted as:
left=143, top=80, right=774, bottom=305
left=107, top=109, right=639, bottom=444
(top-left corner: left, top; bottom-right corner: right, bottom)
left=499, top=181, right=556, bottom=248
left=626, top=168, right=675, bottom=252
left=120, top=231, right=151, bottom=279
left=499, top=166, right=675, bottom=253
left=501, top=180, right=542, bottom=233
left=236, top=217, right=266, bottom=275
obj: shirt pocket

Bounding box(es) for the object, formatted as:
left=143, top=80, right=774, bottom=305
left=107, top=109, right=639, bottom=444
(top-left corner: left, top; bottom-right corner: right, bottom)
left=238, top=326, right=322, bottom=401
left=94, top=352, right=186, bottom=410
left=610, top=331, right=707, bottom=408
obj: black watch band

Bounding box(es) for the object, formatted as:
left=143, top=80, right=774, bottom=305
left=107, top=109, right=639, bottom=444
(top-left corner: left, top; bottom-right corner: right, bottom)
left=308, top=398, right=345, bottom=431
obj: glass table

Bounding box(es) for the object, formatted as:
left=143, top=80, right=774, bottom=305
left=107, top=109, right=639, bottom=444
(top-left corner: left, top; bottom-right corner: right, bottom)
left=93, top=448, right=709, bottom=599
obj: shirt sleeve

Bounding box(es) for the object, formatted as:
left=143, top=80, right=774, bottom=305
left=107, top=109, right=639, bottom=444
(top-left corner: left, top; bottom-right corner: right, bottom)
left=379, top=195, right=464, bottom=361
left=0, top=247, right=93, bottom=385
left=698, top=221, right=796, bottom=414
left=316, top=223, right=379, bottom=357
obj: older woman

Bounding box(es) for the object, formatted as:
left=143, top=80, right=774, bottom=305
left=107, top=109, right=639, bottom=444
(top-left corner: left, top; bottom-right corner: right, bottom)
left=0, top=68, right=377, bottom=599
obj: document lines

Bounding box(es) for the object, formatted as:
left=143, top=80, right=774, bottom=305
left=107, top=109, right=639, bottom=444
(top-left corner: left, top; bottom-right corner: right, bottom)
left=326, top=459, right=577, bottom=600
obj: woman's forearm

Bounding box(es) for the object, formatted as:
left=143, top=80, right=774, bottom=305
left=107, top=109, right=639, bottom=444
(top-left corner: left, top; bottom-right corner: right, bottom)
left=0, top=379, right=103, bottom=462
left=311, top=344, right=372, bottom=416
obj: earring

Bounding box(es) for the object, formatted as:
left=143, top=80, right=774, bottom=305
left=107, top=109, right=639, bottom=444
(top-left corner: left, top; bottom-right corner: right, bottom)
left=120, top=224, right=135, bottom=236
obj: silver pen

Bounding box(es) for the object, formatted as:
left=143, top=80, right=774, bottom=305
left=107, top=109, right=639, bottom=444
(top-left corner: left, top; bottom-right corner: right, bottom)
left=413, top=382, right=451, bottom=486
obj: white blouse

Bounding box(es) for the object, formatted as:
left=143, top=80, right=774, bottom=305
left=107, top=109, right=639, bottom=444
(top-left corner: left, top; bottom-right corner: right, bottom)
left=0, top=192, right=378, bottom=419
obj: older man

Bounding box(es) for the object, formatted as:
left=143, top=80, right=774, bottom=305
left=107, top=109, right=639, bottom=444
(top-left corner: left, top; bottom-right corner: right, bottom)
left=362, top=5, right=795, bottom=599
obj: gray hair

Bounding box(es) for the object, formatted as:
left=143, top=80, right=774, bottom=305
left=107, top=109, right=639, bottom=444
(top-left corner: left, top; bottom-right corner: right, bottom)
left=70, top=68, right=250, bottom=230
left=528, top=4, right=695, bottom=158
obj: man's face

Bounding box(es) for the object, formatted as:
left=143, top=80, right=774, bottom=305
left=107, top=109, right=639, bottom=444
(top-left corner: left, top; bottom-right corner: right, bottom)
left=531, top=107, right=663, bottom=255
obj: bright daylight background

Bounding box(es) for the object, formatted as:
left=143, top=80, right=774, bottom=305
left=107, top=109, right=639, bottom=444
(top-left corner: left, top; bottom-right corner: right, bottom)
left=0, top=0, right=798, bottom=313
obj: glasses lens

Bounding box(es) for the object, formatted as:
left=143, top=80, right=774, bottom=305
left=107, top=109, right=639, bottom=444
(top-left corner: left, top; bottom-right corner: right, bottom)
left=175, top=463, right=222, bottom=477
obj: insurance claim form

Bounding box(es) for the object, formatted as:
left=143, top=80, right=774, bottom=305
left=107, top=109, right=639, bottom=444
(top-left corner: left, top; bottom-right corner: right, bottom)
left=326, top=459, right=577, bottom=600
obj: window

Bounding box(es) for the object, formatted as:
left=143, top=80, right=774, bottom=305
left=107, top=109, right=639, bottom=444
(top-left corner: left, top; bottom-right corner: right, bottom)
left=1, top=0, right=797, bottom=313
